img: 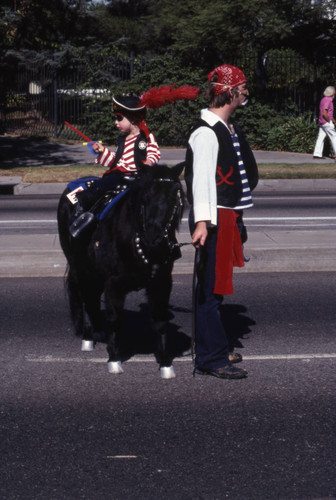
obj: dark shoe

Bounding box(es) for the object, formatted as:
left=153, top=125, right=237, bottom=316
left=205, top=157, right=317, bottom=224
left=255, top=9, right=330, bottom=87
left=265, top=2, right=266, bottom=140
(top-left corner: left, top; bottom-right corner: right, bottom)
left=194, top=365, right=247, bottom=379
left=313, top=156, right=324, bottom=159
left=76, top=185, right=103, bottom=210
left=69, top=211, right=95, bottom=238
left=228, top=352, right=243, bottom=363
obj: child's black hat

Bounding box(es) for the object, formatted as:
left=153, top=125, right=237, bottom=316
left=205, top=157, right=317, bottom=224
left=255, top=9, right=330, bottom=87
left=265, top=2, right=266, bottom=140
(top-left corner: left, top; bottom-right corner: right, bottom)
left=112, top=86, right=200, bottom=137
left=112, top=95, right=146, bottom=116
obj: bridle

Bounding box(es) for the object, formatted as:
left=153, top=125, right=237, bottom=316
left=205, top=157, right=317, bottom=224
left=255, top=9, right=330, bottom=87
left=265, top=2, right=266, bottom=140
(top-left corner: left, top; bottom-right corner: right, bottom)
left=134, top=178, right=184, bottom=268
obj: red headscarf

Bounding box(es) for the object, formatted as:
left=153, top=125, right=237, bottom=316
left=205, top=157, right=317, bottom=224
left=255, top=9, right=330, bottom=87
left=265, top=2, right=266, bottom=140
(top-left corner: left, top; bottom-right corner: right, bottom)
left=208, top=65, right=246, bottom=96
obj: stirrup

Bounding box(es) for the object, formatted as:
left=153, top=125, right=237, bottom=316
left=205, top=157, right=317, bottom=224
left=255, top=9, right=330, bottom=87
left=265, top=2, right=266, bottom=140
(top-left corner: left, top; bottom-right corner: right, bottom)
left=69, top=212, right=95, bottom=238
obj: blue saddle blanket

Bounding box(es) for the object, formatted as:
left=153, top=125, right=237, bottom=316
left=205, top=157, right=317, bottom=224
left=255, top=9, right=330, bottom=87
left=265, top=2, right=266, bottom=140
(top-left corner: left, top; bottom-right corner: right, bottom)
left=67, top=177, right=129, bottom=221
left=97, top=189, right=129, bottom=221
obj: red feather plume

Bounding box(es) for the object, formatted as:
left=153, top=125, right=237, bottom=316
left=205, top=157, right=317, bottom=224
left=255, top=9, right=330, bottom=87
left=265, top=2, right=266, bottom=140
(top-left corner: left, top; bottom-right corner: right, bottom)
left=140, top=84, right=199, bottom=109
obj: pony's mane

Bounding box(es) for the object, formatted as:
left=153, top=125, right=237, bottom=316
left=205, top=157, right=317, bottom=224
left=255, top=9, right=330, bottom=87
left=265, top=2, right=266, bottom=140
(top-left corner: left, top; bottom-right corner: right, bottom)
left=126, top=164, right=184, bottom=233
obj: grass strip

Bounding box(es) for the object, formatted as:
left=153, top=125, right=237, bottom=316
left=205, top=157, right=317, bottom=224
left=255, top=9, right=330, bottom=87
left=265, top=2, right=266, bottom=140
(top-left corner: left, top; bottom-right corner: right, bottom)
left=0, top=163, right=335, bottom=182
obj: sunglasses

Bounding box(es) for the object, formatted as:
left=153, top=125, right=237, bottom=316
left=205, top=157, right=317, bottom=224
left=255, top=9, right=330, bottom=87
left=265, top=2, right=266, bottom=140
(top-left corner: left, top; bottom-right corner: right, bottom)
left=115, top=115, right=124, bottom=122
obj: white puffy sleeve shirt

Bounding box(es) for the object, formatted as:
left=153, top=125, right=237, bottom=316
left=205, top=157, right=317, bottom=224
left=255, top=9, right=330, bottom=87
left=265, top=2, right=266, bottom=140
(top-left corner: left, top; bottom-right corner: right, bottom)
left=189, top=109, right=228, bottom=227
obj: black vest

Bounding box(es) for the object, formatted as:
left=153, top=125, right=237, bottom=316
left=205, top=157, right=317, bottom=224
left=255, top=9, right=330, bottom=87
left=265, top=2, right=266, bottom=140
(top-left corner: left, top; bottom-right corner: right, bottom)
left=185, top=119, right=258, bottom=207
left=108, top=132, right=148, bottom=174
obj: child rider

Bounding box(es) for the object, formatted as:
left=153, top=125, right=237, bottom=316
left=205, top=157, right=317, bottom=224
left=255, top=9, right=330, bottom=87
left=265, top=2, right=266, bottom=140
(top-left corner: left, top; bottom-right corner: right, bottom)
left=70, top=94, right=160, bottom=237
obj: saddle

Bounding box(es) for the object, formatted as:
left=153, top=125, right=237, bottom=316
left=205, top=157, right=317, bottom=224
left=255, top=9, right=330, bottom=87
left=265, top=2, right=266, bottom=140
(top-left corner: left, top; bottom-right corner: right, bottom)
left=67, top=177, right=131, bottom=238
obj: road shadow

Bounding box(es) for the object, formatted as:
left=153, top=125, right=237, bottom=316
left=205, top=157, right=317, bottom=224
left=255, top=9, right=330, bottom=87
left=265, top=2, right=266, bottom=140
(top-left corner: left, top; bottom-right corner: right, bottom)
left=96, top=302, right=254, bottom=361
left=220, top=303, right=256, bottom=351
left=99, top=302, right=191, bottom=362
left=0, top=136, right=92, bottom=168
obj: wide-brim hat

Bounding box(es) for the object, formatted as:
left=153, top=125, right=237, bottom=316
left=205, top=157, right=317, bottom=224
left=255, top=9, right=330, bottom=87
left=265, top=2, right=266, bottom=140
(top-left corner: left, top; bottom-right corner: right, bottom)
left=112, top=95, right=146, bottom=116
left=112, top=86, right=200, bottom=137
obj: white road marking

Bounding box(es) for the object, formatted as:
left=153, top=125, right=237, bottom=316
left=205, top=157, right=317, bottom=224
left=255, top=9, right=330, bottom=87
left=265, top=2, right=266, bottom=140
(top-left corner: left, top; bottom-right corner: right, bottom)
left=26, top=353, right=336, bottom=363
left=244, top=216, right=336, bottom=221
left=181, top=216, right=336, bottom=223
left=0, top=220, right=56, bottom=224
left=1, top=216, right=336, bottom=224
left=255, top=196, right=336, bottom=201
left=248, top=222, right=336, bottom=231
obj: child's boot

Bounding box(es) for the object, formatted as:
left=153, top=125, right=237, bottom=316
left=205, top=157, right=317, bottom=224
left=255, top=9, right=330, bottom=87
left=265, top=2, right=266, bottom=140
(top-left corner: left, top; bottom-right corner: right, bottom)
left=69, top=185, right=103, bottom=238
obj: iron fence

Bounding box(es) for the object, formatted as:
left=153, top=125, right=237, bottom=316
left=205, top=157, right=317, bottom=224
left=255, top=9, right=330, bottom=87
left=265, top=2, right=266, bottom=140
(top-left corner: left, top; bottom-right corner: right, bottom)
left=1, top=52, right=336, bottom=141
left=0, top=53, right=151, bottom=139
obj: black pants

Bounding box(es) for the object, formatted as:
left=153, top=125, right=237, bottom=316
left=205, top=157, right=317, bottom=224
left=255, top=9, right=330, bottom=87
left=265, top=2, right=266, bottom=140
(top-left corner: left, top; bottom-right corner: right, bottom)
left=189, top=209, right=231, bottom=370
left=77, top=173, right=127, bottom=210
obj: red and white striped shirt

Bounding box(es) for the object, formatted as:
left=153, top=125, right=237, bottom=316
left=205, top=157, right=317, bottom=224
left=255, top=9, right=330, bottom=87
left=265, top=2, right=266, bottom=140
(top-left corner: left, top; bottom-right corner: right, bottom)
left=95, top=133, right=160, bottom=174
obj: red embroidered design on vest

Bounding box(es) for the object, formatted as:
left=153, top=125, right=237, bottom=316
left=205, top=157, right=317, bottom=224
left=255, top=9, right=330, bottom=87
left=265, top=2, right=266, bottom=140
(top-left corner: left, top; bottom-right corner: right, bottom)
left=216, top=165, right=234, bottom=185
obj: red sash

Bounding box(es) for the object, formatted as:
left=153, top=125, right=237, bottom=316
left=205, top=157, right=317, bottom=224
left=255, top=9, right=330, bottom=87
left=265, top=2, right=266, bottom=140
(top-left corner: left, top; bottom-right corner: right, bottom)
left=214, top=209, right=244, bottom=295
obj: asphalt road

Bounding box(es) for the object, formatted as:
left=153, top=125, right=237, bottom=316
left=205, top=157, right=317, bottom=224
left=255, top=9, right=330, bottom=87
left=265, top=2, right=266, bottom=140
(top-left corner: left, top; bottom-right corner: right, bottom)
left=1, top=273, right=335, bottom=500
left=1, top=189, right=336, bottom=499
left=2, top=190, right=336, bottom=229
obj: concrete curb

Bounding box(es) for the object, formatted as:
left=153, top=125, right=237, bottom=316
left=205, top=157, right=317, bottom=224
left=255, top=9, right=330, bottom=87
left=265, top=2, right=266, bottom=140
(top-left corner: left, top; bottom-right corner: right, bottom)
left=255, top=178, right=336, bottom=192
left=1, top=178, right=336, bottom=196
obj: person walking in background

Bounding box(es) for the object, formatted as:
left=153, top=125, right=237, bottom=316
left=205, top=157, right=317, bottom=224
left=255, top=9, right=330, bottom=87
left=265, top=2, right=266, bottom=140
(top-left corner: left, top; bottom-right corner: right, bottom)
left=313, top=86, right=336, bottom=160
left=185, top=64, right=258, bottom=380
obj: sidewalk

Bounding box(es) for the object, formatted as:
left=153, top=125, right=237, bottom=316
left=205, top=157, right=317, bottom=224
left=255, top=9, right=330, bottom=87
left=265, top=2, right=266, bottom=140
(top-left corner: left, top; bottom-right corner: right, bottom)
left=1, top=135, right=336, bottom=167
left=1, top=140, right=336, bottom=195
left=1, top=135, right=336, bottom=191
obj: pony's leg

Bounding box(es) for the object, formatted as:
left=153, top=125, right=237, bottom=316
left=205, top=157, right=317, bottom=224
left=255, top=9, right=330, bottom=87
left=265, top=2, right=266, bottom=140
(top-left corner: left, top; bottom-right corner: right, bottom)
left=67, top=271, right=85, bottom=336
left=104, top=281, right=125, bottom=374
left=81, top=283, right=104, bottom=351
left=67, top=271, right=103, bottom=351
left=68, top=271, right=93, bottom=349
left=146, top=265, right=176, bottom=379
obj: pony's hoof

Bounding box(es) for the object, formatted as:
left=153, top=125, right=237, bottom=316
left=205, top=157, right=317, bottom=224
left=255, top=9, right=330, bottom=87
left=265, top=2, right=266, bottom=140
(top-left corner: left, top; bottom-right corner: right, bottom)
left=108, top=361, right=124, bottom=374
left=160, top=366, right=176, bottom=379
left=81, top=340, right=94, bottom=351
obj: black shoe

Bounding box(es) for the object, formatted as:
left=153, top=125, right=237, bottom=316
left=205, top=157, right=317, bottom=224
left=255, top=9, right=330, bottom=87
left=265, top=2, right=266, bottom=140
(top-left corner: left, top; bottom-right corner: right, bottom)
left=76, top=185, right=103, bottom=210
left=313, top=156, right=324, bottom=159
left=194, top=365, right=247, bottom=379
left=69, top=212, right=95, bottom=238
left=228, top=352, right=243, bottom=364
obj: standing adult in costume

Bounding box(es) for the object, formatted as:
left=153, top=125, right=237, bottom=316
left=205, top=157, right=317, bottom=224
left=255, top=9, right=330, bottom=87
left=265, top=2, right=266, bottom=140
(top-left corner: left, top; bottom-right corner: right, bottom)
left=185, top=64, right=259, bottom=379
left=313, top=86, right=336, bottom=160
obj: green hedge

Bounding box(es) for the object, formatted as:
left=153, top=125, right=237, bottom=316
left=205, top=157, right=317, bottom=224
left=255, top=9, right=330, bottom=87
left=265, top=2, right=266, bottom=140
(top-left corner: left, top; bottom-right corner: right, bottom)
left=84, top=53, right=320, bottom=153
left=236, top=101, right=318, bottom=153
left=84, top=52, right=207, bottom=146
left=264, top=116, right=317, bottom=153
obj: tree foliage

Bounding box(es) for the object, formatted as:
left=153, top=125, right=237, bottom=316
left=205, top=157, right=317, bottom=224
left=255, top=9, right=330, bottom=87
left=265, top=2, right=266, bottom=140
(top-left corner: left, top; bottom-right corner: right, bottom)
left=146, top=0, right=336, bottom=68
left=0, top=0, right=97, bottom=52
left=1, top=0, right=335, bottom=62
left=1, top=0, right=336, bottom=152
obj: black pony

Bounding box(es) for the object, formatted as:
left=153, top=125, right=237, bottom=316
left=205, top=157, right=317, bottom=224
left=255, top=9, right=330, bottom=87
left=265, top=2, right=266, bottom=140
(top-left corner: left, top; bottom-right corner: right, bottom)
left=57, top=163, right=184, bottom=378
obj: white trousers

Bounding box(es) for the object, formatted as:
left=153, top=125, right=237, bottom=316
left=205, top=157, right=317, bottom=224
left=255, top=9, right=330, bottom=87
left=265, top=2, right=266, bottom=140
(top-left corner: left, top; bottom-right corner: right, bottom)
left=313, top=122, right=336, bottom=157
